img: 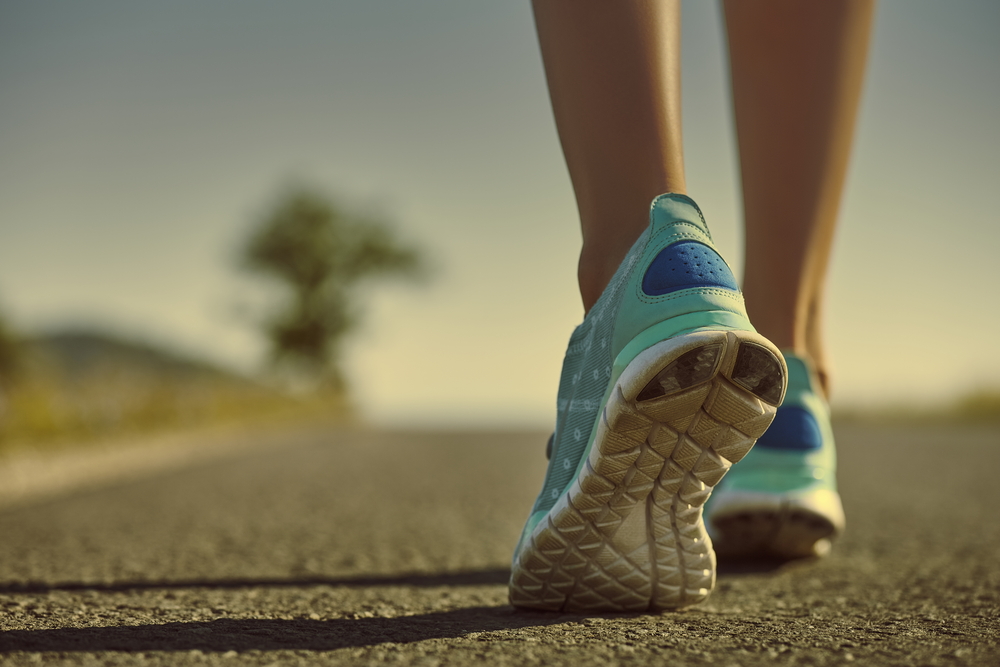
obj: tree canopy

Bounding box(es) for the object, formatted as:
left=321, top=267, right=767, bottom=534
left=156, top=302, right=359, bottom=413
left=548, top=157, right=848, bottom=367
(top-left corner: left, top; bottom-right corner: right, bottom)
left=0, top=307, right=21, bottom=391
left=241, top=187, right=424, bottom=389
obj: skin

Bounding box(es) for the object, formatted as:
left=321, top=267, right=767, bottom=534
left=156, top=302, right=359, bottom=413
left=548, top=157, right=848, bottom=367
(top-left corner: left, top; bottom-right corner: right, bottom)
left=532, top=0, right=875, bottom=396
left=532, top=0, right=685, bottom=312
left=725, top=0, right=875, bottom=395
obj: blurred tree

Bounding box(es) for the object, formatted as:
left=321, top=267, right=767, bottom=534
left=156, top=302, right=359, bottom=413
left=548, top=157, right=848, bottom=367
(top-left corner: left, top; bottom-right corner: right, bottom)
left=0, top=306, right=21, bottom=428
left=0, top=308, right=21, bottom=390
left=241, top=187, right=425, bottom=390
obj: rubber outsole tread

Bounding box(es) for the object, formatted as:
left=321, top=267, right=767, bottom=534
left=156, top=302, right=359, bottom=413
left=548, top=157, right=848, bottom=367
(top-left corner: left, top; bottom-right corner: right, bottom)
left=509, top=330, right=786, bottom=612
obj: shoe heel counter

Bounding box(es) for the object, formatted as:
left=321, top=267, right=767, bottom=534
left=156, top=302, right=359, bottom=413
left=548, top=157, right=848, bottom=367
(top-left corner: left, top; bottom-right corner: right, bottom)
left=648, top=193, right=713, bottom=241
left=754, top=406, right=824, bottom=451
left=747, top=352, right=837, bottom=474
left=610, top=195, right=750, bottom=357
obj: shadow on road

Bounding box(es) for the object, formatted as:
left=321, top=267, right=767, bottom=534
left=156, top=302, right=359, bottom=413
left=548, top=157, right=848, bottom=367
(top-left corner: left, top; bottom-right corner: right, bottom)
left=0, top=606, right=573, bottom=653
left=716, top=557, right=797, bottom=576
left=0, top=561, right=793, bottom=596
left=0, top=568, right=512, bottom=595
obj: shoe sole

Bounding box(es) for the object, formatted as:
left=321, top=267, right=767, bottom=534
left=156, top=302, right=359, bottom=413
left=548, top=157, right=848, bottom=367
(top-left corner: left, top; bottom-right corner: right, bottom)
left=509, top=330, right=786, bottom=612
left=708, top=489, right=845, bottom=559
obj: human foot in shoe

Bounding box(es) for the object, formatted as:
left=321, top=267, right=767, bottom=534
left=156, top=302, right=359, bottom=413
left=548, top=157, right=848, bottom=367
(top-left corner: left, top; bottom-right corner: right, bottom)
left=509, top=194, right=787, bottom=612
left=705, top=352, right=845, bottom=559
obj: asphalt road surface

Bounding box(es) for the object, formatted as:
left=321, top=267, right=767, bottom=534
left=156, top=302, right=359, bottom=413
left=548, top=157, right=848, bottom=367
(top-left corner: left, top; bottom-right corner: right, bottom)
left=1, top=422, right=998, bottom=666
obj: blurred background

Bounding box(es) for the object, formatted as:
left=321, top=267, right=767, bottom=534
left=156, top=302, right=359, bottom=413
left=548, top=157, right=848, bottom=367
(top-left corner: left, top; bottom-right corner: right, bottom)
left=0, top=0, right=997, bottom=449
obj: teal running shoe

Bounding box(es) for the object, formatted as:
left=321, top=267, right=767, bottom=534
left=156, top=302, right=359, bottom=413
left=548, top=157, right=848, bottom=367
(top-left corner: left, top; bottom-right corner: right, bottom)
left=705, top=352, right=845, bottom=559
left=509, top=194, right=787, bottom=612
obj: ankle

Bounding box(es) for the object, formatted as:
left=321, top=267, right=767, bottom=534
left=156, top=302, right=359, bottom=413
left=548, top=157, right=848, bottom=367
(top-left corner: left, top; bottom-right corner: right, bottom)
left=577, top=242, right=630, bottom=313
left=782, top=349, right=832, bottom=401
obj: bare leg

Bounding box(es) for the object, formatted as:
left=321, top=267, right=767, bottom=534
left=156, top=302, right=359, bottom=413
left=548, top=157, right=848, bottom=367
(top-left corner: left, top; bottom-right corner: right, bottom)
left=532, top=0, right=685, bottom=312
left=725, top=0, right=875, bottom=396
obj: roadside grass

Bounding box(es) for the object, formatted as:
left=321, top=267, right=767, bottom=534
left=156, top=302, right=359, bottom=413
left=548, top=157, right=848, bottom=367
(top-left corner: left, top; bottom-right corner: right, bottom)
left=1, top=328, right=995, bottom=456
left=0, top=336, right=352, bottom=456
left=834, top=387, right=1000, bottom=426
left=5, top=378, right=994, bottom=456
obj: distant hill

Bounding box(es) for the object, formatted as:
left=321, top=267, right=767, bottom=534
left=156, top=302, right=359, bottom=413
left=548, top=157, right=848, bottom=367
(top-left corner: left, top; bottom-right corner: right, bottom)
left=1, top=328, right=340, bottom=448
left=27, top=329, right=250, bottom=386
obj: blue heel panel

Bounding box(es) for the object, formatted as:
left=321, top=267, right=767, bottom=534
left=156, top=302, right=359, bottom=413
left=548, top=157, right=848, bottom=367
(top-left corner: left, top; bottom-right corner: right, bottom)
left=641, top=241, right=739, bottom=296
left=756, top=406, right=823, bottom=451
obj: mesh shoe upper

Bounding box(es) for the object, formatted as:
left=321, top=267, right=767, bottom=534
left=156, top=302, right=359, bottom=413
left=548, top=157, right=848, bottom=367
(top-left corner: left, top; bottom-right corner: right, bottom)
left=524, top=194, right=755, bottom=526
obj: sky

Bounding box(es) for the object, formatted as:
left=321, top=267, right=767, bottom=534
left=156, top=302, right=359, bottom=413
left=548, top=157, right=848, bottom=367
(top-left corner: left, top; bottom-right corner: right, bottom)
left=1, top=0, right=998, bottom=427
